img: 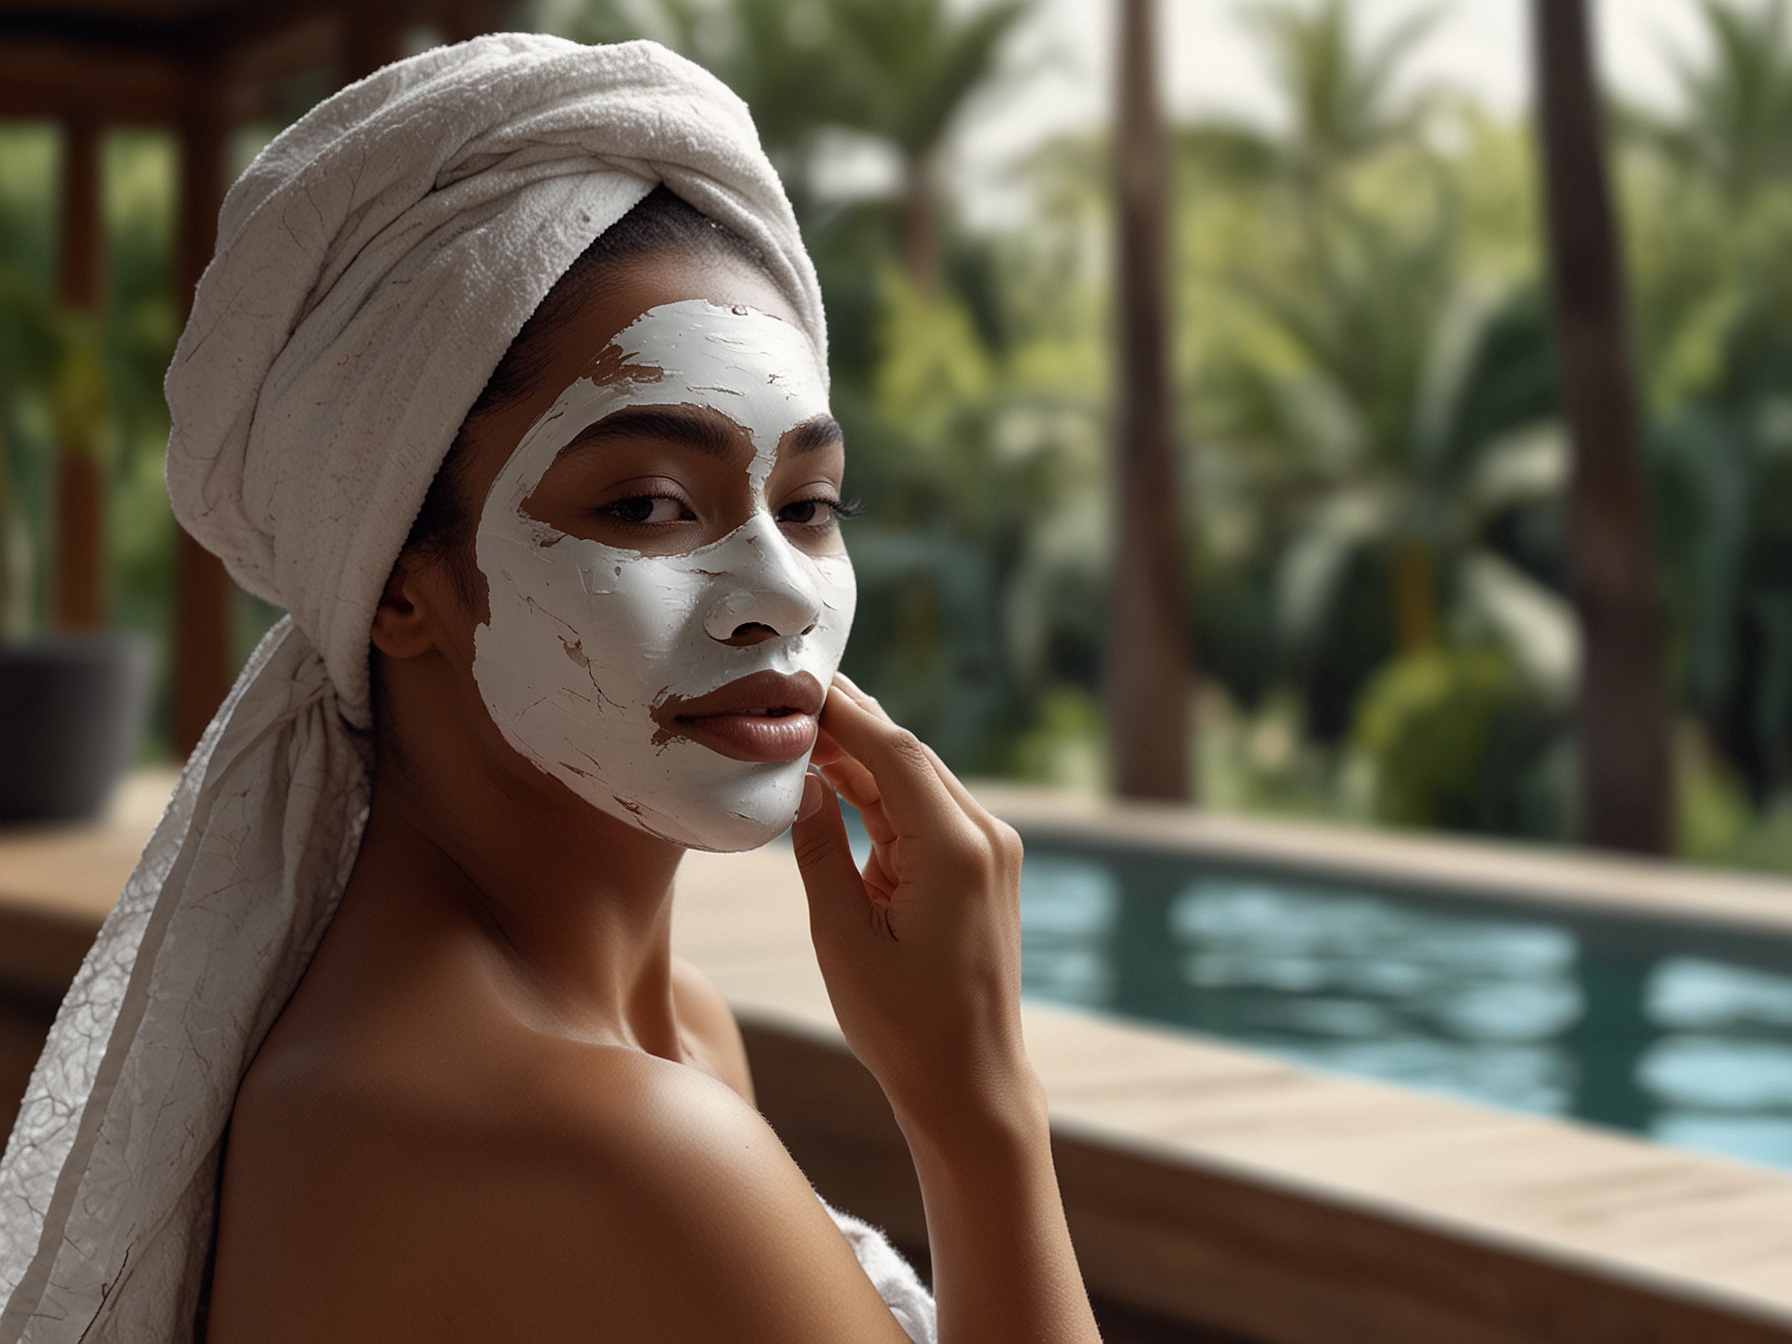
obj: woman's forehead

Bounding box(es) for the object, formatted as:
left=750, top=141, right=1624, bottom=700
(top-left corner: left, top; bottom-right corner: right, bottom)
left=464, top=257, right=820, bottom=498
left=500, top=301, right=828, bottom=503
left=594, top=300, right=826, bottom=418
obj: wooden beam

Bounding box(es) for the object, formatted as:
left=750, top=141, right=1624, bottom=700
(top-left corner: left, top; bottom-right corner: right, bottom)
left=1107, top=0, right=1191, bottom=802
left=172, top=63, right=236, bottom=753
left=0, top=0, right=348, bottom=125
left=0, top=40, right=185, bottom=123
left=1531, top=0, right=1674, bottom=855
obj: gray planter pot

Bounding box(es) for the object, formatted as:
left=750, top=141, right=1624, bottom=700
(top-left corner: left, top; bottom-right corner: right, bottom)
left=0, top=633, right=155, bottom=824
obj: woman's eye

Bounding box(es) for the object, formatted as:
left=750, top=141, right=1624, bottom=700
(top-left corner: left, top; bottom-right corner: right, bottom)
left=779, top=499, right=823, bottom=525
left=601, top=495, right=688, bottom=525
left=777, top=497, right=863, bottom=528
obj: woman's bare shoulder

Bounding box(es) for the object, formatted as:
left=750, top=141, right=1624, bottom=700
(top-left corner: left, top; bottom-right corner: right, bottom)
left=670, top=954, right=754, bottom=1102
left=212, top=968, right=906, bottom=1344
left=214, top=1030, right=907, bottom=1343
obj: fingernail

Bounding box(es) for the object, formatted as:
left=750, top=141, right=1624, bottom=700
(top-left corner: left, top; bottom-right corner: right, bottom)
left=796, top=770, right=824, bottom=822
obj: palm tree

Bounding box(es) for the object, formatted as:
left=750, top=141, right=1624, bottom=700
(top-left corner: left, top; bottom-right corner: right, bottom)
left=1634, top=3, right=1792, bottom=809
left=1532, top=0, right=1674, bottom=854
left=1643, top=0, right=1792, bottom=209
left=1187, top=0, right=1457, bottom=656
left=824, top=0, right=1028, bottom=293
left=1173, top=0, right=1583, bottom=829
left=1236, top=0, right=1442, bottom=207
left=1108, top=0, right=1190, bottom=800
left=564, top=0, right=1030, bottom=293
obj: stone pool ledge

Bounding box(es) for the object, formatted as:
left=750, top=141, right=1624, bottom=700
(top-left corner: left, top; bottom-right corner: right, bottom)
left=4, top=774, right=1792, bottom=1341
left=971, top=781, right=1792, bottom=951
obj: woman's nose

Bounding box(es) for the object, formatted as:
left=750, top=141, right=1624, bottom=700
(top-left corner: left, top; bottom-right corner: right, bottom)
left=702, top=516, right=823, bottom=645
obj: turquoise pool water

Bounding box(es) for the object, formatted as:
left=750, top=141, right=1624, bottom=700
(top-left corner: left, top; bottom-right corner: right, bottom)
left=831, top=809, right=1792, bottom=1171
left=1016, top=844, right=1792, bottom=1173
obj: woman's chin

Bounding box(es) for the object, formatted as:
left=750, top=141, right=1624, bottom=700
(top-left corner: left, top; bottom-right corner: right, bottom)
left=600, top=763, right=810, bottom=853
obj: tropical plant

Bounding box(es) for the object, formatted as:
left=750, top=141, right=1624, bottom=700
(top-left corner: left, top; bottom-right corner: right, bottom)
left=1620, top=0, right=1792, bottom=818
left=1167, top=0, right=1583, bottom=831
left=1245, top=0, right=1442, bottom=200
left=0, top=124, right=57, bottom=636
left=554, top=0, right=1030, bottom=292
left=0, top=269, right=55, bottom=634
left=1635, top=0, right=1792, bottom=210
left=821, top=0, right=1028, bottom=291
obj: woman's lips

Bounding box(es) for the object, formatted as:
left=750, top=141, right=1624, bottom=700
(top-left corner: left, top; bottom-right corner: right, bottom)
left=651, top=671, right=825, bottom=763
left=669, top=709, right=819, bottom=762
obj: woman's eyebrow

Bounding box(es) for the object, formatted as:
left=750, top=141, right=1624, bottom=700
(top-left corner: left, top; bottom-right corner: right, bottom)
left=559, top=405, right=744, bottom=458
left=783, top=414, right=843, bottom=454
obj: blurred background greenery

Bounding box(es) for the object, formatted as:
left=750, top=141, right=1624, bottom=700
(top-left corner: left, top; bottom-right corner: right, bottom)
left=8, top=0, right=1792, bottom=868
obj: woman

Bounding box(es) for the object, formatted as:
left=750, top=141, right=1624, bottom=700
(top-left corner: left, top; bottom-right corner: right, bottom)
left=0, top=34, right=1100, bottom=1344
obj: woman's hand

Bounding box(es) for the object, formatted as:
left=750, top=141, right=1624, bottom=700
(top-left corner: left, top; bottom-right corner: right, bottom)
left=791, top=676, right=1102, bottom=1344
left=789, top=674, right=1035, bottom=1135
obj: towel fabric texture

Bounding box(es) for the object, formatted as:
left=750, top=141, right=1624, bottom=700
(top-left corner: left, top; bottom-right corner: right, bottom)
left=0, top=34, right=930, bottom=1344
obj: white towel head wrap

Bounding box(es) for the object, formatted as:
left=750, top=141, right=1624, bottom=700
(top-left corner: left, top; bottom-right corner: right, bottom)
left=0, top=35, right=912, bottom=1344
left=168, top=30, right=825, bottom=730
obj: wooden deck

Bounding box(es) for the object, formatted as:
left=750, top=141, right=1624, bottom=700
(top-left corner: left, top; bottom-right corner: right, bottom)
left=4, top=774, right=1792, bottom=1341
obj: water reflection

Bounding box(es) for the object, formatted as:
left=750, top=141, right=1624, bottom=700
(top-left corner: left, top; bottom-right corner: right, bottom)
left=1561, top=948, right=1658, bottom=1132
left=1015, top=844, right=1792, bottom=1173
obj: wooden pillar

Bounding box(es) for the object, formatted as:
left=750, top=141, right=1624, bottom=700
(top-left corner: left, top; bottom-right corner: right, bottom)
left=1106, top=0, right=1192, bottom=802
left=52, top=111, right=106, bottom=630
left=1532, top=0, right=1674, bottom=854
left=441, top=0, right=497, bottom=44
left=344, top=4, right=406, bottom=81
left=172, top=67, right=235, bottom=753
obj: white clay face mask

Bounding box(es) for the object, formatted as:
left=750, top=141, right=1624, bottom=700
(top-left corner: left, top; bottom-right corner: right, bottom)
left=472, top=299, right=855, bottom=852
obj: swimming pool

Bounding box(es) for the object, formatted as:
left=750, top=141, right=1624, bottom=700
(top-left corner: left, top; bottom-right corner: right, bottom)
left=1014, top=840, right=1792, bottom=1174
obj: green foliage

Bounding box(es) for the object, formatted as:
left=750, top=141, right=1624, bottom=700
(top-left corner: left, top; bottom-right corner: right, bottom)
left=1617, top=0, right=1792, bottom=814
left=1173, top=0, right=1568, bottom=770
left=1351, top=644, right=1562, bottom=834
left=0, top=123, right=56, bottom=634
left=551, top=0, right=1029, bottom=183
left=1634, top=0, right=1792, bottom=209
left=821, top=0, right=1028, bottom=164
left=0, top=127, right=178, bottom=746
left=1235, top=0, right=1445, bottom=202
left=837, top=263, right=1104, bottom=768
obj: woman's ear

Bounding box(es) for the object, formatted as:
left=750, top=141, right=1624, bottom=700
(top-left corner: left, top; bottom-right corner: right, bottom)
left=371, top=552, right=451, bottom=659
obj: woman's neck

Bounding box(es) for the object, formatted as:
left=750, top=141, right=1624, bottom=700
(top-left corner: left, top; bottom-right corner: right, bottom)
left=365, top=667, right=691, bottom=1058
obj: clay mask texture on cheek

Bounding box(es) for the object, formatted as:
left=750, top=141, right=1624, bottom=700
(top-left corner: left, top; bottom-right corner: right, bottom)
left=471, top=299, right=855, bottom=852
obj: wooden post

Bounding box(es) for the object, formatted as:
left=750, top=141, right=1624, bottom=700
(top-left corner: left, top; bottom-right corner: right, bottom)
left=1107, top=0, right=1192, bottom=801
left=441, top=0, right=497, bottom=44
left=172, top=66, right=235, bottom=753
left=344, top=5, right=406, bottom=81
left=52, top=110, right=105, bottom=630
left=1532, top=0, right=1674, bottom=854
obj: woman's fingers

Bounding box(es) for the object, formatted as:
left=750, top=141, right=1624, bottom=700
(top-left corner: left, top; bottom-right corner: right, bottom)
left=832, top=675, right=990, bottom=820
left=831, top=673, right=895, bottom=726
left=813, top=736, right=881, bottom=810
left=817, top=687, right=958, bottom=835
left=918, top=739, right=988, bottom=821
left=790, top=774, right=872, bottom=936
